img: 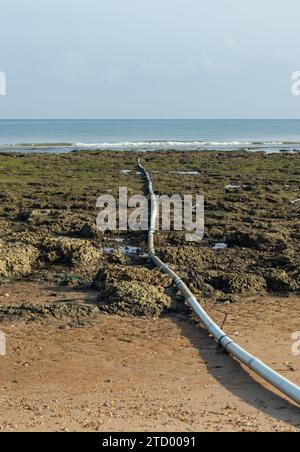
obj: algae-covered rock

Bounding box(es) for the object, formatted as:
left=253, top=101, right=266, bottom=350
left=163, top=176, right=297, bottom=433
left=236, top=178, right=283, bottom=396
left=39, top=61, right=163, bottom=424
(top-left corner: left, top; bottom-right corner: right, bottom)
left=59, top=273, right=83, bottom=287
left=79, top=222, right=101, bottom=239
left=0, top=302, right=100, bottom=323
left=94, top=263, right=180, bottom=317
left=41, top=237, right=102, bottom=268
left=264, top=269, right=298, bottom=292
left=1, top=150, right=300, bottom=299
left=0, top=241, right=39, bottom=278
left=186, top=269, right=215, bottom=298
left=17, top=209, right=90, bottom=236
left=98, top=281, right=174, bottom=317
left=93, top=264, right=172, bottom=291
left=203, top=271, right=267, bottom=294
left=158, top=246, right=215, bottom=269
left=226, top=230, right=289, bottom=250
left=106, top=251, right=127, bottom=265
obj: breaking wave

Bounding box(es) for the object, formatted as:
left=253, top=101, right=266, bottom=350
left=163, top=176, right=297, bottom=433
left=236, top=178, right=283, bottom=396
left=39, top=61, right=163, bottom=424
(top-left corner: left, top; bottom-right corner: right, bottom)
left=1, top=141, right=300, bottom=154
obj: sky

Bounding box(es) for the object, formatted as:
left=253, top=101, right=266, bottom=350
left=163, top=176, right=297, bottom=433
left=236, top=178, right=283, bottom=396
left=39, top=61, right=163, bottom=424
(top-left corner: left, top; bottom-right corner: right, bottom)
left=0, top=0, right=300, bottom=119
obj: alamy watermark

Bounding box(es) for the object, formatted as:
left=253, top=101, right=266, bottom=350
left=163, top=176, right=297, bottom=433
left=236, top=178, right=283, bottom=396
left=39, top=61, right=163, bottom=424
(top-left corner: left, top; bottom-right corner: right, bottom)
left=0, top=331, right=6, bottom=356
left=96, top=188, right=204, bottom=242
left=291, top=71, right=300, bottom=96
left=0, top=71, right=6, bottom=96
left=292, top=332, right=300, bottom=357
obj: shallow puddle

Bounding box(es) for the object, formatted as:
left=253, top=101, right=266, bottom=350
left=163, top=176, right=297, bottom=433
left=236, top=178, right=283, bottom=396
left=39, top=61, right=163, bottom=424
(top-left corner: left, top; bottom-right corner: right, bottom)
left=171, top=170, right=200, bottom=175
left=102, top=244, right=146, bottom=256
left=212, top=243, right=228, bottom=250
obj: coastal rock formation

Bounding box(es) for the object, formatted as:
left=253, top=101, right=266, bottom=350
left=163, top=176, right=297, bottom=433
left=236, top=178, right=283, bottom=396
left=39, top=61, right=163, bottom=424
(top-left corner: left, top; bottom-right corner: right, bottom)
left=202, top=271, right=267, bottom=295
left=264, top=269, right=299, bottom=292
left=40, top=237, right=102, bottom=268
left=0, top=241, right=39, bottom=278
left=17, top=209, right=95, bottom=237
left=94, top=264, right=182, bottom=317
left=226, top=230, right=289, bottom=250
left=93, top=264, right=172, bottom=290
left=98, top=281, right=174, bottom=317
left=79, top=222, right=101, bottom=239
left=158, top=246, right=216, bottom=269
left=0, top=302, right=100, bottom=322
left=0, top=151, right=299, bottom=304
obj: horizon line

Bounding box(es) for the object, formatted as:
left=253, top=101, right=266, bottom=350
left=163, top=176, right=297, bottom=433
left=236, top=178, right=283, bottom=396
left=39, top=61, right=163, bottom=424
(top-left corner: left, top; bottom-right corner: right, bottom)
left=1, top=117, right=300, bottom=121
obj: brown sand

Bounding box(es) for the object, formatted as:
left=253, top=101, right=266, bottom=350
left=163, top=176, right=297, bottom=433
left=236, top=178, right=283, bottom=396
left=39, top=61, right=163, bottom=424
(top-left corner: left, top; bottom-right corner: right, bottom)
left=0, top=283, right=299, bottom=432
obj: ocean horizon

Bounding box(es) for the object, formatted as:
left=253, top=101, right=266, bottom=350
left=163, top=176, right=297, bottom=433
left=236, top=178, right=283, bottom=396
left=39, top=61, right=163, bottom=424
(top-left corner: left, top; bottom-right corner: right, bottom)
left=1, top=118, right=300, bottom=154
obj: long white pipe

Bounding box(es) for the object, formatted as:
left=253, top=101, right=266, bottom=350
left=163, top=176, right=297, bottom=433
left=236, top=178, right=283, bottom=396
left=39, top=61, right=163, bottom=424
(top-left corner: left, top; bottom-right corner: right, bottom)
left=137, top=159, right=300, bottom=407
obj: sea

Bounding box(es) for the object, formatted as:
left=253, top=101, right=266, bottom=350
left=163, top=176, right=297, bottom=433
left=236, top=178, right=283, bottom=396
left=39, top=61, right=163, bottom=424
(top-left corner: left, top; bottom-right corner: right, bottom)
left=0, top=119, right=300, bottom=154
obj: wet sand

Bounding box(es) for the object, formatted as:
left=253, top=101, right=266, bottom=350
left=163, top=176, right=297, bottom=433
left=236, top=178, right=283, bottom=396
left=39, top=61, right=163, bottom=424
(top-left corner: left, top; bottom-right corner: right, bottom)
left=0, top=282, right=299, bottom=432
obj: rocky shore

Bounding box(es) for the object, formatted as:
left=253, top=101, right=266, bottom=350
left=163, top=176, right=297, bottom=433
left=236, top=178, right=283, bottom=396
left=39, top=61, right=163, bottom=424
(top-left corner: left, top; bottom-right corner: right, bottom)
left=0, top=150, right=299, bottom=321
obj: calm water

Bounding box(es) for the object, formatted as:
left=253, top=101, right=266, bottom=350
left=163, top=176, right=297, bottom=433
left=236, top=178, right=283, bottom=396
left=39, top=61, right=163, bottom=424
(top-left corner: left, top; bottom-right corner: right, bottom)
left=1, top=119, right=300, bottom=153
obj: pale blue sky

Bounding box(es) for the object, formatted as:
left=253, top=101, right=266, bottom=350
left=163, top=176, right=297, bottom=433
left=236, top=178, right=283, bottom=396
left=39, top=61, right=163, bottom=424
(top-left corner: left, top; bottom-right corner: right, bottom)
left=0, top=0, right=300, bottom=118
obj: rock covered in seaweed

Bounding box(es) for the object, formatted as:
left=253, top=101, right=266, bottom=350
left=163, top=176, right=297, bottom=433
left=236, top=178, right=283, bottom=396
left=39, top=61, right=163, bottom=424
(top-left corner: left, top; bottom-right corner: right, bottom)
left=202, top=271, right=267, bottom=295
left=0, top=240, right=39, bottom=278
left=99, top=281, right=174, bottom=317
left=93, top=264, right=184, bottom=317
left=40, top=237, right=102, bottom=268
